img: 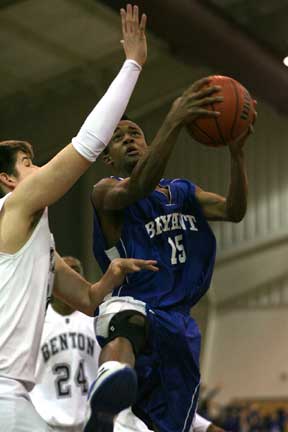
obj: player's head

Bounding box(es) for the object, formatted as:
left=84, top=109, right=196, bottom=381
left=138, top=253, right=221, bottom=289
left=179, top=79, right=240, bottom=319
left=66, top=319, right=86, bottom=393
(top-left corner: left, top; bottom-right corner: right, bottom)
left=102, top=119, right=148, bottom=175
left=0, top=140, right=38, bottom=194
left=51, top=256, right=84, bottom=315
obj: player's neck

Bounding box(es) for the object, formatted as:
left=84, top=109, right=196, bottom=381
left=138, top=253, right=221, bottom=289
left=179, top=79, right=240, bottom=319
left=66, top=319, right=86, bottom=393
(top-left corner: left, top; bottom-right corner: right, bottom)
left=117, top=160, right=137, bottom=178
left=51, top=299, right=75, bottom=316
left=118, top=165, right=135, bottom=178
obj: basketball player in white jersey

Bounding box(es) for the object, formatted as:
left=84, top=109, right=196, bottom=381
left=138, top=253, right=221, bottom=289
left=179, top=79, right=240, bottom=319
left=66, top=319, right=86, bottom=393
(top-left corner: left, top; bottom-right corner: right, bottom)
left=30, top=256, right=101, bottom=432
left=0, top=5, right=158, bottom=431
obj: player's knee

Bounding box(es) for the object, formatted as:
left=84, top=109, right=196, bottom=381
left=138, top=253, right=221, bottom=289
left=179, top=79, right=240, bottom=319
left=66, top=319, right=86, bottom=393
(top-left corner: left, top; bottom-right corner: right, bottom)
left=105, top=310, right=148, bottom=356
left=104, top=335, right=132, bottom=352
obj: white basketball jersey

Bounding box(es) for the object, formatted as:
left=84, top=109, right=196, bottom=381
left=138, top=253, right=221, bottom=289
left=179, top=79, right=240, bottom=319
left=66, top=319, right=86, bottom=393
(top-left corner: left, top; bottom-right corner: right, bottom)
left=30, top=305, right=100, bottom=428
left=0, top=194, right=55, bottom=389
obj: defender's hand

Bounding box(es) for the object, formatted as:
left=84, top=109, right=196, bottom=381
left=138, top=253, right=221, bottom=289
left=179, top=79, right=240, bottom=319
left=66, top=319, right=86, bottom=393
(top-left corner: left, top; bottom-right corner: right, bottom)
left=106, top=258, right=158, bottom=288
left=120, top=4, right=147, bottom=66
left=167, top=77, right=223, bottom=128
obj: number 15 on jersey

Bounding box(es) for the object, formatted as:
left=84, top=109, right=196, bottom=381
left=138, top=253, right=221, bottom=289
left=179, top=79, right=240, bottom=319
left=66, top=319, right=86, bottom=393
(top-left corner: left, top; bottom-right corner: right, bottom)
left=168, top=234, right=187, bottom=265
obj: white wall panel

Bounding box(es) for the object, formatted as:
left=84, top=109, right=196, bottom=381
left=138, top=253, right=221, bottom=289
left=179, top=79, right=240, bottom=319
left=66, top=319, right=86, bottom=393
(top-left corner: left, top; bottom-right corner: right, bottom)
left=154, top=100, right=288, bottom=254
left=202, top=302, right=288, bottom=404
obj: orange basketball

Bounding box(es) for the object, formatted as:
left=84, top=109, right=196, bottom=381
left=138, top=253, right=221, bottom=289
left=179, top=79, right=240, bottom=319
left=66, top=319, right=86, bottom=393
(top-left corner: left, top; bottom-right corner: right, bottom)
left=186, top=75, right=255, bottom=147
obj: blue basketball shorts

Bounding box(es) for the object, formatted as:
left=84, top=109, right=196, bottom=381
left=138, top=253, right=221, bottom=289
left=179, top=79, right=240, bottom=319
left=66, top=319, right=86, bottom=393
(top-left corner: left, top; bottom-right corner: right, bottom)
left=133, top=306, right=201, bottom=432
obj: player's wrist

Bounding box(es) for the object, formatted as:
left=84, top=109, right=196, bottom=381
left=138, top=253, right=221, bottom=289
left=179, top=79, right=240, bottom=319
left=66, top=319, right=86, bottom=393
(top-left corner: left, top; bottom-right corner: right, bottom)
left=164, top=112, right=183, bottom=130
left=229, top=147, right=245, bottom=160
left=124, top=58, right=143, bottom=70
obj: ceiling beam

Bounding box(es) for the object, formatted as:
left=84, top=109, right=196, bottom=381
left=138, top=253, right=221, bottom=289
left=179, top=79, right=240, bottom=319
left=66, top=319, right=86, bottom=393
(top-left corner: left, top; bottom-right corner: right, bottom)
left=99, top=0, right=288, bottom=115
left=0, top=0, right=28, bottom=10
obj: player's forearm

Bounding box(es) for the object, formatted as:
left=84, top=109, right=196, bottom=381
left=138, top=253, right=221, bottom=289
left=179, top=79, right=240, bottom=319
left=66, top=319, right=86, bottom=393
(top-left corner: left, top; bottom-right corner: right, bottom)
left=225, top=150, right=248, bottom=222
left=88, top=271, right=120, bottom=314
left=53, top=256, right=95, bottom=316
left=17, top=61, right=142, bottom=215
left=129, top=118, right=181, bottom=196
left=72, top=60, right=142, bottom=162
left=53, top=263, right=115, bottom=316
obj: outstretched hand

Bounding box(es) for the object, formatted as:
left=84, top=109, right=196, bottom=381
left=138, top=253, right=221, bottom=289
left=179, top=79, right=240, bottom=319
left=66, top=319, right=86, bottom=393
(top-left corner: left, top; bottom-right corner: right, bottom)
left=120, top=4, right=147, bottom=66
left=167, top=77, right=223, bottom=128
left=106, top=258, right=158, bottom=289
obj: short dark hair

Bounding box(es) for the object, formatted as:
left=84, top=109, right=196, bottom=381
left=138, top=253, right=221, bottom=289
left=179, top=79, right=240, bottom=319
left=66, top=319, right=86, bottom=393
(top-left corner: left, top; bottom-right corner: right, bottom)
left=0, top=140, right=34, bottom=175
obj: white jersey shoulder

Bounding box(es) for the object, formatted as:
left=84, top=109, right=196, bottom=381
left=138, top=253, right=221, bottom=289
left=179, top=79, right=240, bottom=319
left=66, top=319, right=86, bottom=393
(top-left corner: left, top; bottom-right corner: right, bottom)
left=30, top=305, right=100, bottom=428
left=0, top=193, right=55, bottom=389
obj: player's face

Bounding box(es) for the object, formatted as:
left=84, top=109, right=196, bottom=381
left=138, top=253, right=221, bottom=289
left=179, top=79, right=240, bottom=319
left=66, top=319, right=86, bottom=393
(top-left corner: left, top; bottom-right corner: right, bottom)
left=13, top=151, right=39, bottom=184
left=108, top=120, right=148, bottom=173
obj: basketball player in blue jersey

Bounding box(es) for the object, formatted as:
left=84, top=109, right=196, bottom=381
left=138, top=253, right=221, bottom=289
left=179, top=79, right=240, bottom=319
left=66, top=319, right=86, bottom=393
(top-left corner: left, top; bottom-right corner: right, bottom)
left=88, top=81, right=254, bottom=432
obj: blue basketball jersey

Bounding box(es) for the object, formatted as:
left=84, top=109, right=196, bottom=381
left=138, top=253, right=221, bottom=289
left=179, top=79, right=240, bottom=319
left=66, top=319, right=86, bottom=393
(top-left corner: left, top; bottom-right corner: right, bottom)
left=92, top=177, right=216, bottom=310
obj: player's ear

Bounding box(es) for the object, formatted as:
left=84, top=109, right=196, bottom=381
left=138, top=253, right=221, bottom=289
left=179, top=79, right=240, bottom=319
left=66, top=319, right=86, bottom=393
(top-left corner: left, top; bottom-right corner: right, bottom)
left=0, top=172, right=17, bottom=189
left=101, top=152, right=114, bottom=167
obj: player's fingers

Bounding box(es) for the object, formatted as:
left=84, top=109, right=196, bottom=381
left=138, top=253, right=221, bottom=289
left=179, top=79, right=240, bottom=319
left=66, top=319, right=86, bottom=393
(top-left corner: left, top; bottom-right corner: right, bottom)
left=193, top=85, right=221, bottom=99
left=127, top=264, right=142, bottom=272
left=126, top=259, right=158, bottom=272
left=143, top=259, right=158, bottom=266
left=139, top=262, right=159, bottom=271
left=132, top=259, right=158, bottom=267
left=190, top=77, right=211, bottom=93
left=126, top=4, right=133, bottom=33
left=120, top=8, right=127, bottom=35
left=127, top=264, right=158, bottom=273
left=194, top=95, right=223, bottom=106
left=146, top=265, right=159, bottom=272
left=189, top=108, right=220, bottom=117
left=184, top=77, right=210, bottom=95
left=139, top=13, right=147, bottom=36
left=133, top=5, right=139, bottom=30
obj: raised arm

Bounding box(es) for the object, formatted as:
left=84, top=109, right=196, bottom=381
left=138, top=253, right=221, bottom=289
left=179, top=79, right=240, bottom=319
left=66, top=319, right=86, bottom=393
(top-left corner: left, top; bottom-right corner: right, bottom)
left=11, top=5, right=147, bottom=217
left=53, top=253, right=158, bottom=316
left=195, top=128, right=251, bottom=222
left=93, top=79, right=222, bottom=211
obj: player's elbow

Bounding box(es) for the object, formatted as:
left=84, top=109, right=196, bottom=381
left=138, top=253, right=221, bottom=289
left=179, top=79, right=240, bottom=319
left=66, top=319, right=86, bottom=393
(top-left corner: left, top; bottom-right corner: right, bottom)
left=226, top=203, right=247, bottom=223
left=227, top=209, right=246, bottom=223
left=230, top=214, right=244, bottom=223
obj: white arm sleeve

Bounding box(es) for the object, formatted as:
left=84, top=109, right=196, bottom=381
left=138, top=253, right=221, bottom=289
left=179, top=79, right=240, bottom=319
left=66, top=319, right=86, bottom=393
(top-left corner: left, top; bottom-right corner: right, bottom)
left=72, top=59, right=142, bottom=162
left=192, top=413, right=212, bottom=432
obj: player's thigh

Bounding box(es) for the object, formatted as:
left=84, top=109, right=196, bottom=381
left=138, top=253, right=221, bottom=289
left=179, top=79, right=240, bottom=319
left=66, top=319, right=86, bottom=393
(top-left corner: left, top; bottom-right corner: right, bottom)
left=0, top=397, right=52, bottom=431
